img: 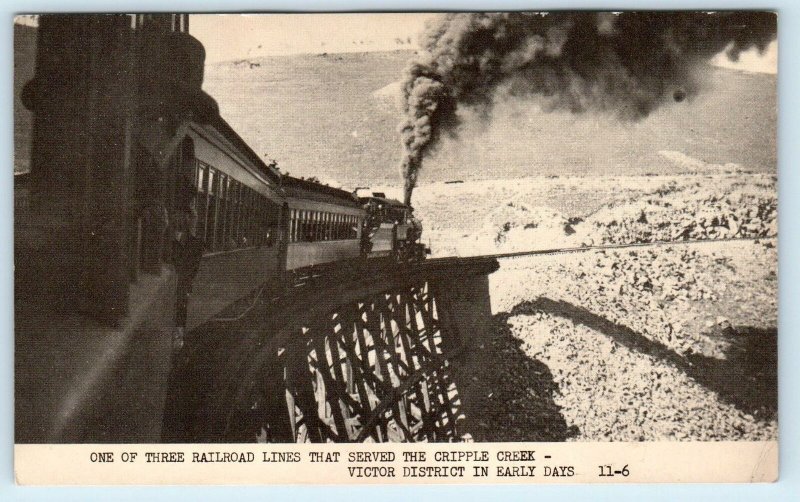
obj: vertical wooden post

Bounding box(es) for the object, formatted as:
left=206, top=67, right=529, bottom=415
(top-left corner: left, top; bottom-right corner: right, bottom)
left=20, top=15, right=135, bottom=316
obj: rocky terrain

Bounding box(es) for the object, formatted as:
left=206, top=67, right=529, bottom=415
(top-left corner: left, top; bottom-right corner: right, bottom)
left=470, top=239, right=777, bottom=442
left=579, top=176, right=777, bottom=246
left=419, top=173, right=779, bottom=442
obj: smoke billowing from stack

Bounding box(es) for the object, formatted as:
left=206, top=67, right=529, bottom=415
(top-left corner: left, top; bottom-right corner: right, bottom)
left=398, top=12, right=776, bottom=204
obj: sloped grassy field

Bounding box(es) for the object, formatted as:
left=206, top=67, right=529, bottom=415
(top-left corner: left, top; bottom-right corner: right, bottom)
left=201, top=50, right=776, bottom=186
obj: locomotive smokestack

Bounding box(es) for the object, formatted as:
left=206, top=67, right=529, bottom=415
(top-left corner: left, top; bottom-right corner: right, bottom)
left=398, top=11, right=776, bottom=203
left=402, top=157, right=417, bottom=206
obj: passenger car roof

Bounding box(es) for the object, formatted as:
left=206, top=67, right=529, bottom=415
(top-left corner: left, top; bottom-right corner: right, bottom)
left=281, top=176, right=361, bottom=208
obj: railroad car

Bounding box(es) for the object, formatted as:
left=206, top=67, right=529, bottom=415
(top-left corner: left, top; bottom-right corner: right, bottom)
left=179, top=120, right=286, bottom=331
left=282, top=176, right=365, bottom=271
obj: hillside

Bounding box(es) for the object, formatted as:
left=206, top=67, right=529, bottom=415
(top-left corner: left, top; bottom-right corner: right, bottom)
left=204, top=51, right=776, bottom=187
left=15, top=31, right=777, bottom=186
left=203, top=51, right=412, bottom=186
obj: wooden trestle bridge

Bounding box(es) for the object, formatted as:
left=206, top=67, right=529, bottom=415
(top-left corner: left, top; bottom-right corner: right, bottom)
left=164, top=236, right=771, bottom=443
left=164, top=257, right=499, bottom=443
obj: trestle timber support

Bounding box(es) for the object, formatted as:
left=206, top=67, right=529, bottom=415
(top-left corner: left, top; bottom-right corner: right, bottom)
left=165, top=258, right=498, bottom=443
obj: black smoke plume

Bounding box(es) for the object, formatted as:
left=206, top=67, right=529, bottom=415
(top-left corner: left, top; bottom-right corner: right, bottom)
left=399, top=11, right=776, bottom=204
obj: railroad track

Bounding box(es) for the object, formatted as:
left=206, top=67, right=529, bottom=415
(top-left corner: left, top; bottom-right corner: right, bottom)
left=215, top=236, right=775, bottom=323
left=427, top=235, right=777, bottom=265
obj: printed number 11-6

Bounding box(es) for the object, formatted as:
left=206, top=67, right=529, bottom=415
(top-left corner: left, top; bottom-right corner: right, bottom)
left=599, top=465, right=630, bottom=477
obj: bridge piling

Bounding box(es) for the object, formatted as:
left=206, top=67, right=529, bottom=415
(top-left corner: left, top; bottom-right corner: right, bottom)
left=429, top=272, right=496, bottom=438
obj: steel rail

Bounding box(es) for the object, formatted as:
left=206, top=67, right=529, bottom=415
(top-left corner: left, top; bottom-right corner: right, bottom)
left=426, top=235, right=777, bottom=264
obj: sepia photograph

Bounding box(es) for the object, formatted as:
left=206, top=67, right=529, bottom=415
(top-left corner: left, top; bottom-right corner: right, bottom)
left=13, top=10, right=779, bottom=483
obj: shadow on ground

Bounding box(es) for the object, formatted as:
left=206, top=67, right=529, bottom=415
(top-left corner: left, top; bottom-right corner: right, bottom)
left=455, top=308, right=580, bottom=442
left=161, top=320, right=249, bottom=442
left=525, top=297, right=778, bottom=422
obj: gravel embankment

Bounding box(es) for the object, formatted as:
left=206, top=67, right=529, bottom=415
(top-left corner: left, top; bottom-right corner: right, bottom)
left=458, top=240, right=778, bottom=442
